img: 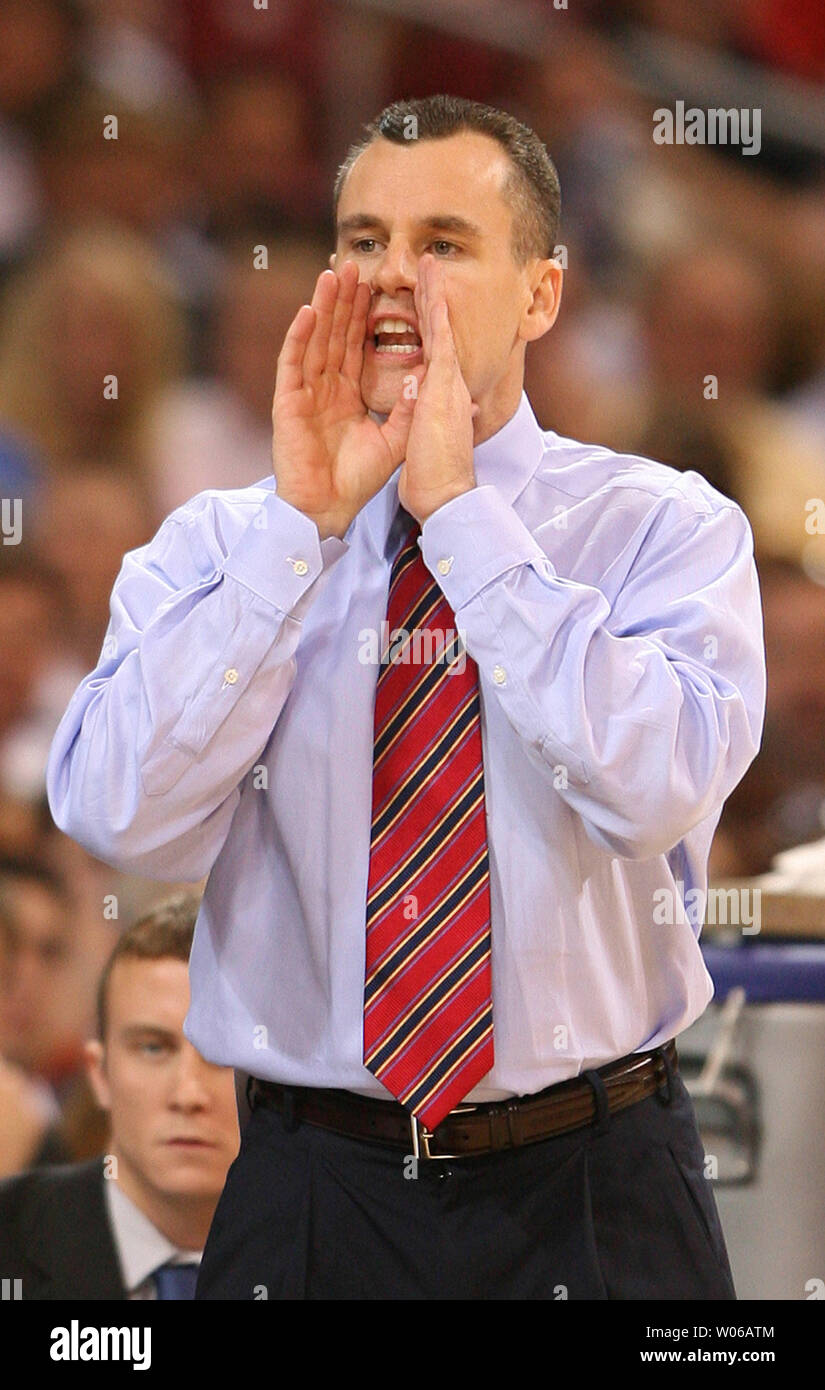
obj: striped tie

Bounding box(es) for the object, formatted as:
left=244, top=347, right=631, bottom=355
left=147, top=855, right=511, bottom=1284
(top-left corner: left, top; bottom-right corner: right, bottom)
left=363, top=513, right=494, bottom=1131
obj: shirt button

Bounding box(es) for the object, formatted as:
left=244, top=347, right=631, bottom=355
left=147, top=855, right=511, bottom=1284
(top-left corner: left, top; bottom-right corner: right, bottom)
left=290, top=558, right=309, bottom=576
left=492, top=665, right=507, bottom=686
left=437, top=556, right=453, bottom=576
left=223, top=668, right=239, bottom=685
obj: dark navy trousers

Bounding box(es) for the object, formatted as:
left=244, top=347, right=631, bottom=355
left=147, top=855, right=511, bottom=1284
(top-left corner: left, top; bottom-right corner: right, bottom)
left=196, top=1067, right=736, bottom=1301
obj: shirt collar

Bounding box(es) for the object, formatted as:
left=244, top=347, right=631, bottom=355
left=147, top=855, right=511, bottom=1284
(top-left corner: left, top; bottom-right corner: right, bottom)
left=105, top=1176, right=202, bottom=1296
left=362, top=390, right=546, bottom=559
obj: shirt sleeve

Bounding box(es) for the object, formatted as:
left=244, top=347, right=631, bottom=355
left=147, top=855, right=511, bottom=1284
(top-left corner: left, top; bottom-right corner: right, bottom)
left=420, top=482, right=766, bottom=860
left=46, top=489, right=347, bottom=881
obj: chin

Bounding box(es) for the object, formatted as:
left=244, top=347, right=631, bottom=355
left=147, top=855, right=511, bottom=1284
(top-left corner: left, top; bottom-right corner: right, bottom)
left=158, top=1167, right=227, bottom=1200
left=158, top=1151, right=228, bottom=1188
left=360, top=363, right=407, bottom=417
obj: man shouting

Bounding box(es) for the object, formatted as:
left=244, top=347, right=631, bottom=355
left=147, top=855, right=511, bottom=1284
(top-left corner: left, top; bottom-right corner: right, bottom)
left=48, top=96, right=765, bottom=1300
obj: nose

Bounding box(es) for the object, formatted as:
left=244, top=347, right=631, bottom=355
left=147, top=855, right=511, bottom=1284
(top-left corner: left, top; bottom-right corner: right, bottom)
left=169, top=1041, right=213, bottom=1112
left=368, top=237, right=417, bottom=297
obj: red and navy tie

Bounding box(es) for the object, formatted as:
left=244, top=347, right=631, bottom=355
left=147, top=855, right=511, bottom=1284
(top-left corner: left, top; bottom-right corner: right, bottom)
left=363, top=513, right=494, bottom=1130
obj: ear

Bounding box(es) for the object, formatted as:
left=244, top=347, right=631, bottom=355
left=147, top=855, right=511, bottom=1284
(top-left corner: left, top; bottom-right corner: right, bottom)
left=519, top=258, right=563, bottom=344
left=329, top=251, right=337, bottom=270
left=84, top=1038, right=112, bottom=1112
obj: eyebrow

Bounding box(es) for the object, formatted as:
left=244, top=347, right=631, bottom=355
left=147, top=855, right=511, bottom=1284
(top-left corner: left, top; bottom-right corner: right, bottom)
left=336, top=213, right=484, bottom=240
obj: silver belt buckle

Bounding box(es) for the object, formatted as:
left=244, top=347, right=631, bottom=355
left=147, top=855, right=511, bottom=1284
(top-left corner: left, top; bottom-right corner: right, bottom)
left=409, top=1104, right=478, bottom=1161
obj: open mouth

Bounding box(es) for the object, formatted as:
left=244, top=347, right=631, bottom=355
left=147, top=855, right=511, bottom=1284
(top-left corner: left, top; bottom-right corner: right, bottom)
left=372, top=317, right=422, bottom=355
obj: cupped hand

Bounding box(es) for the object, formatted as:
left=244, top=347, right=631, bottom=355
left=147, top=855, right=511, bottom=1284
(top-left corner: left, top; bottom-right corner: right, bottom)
left=272, top=260, right=419, bottom=540
left=399, top=255, right=478, bottom=526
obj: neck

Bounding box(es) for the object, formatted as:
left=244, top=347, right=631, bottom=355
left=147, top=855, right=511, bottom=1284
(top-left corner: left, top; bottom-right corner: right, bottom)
left=473, top=383, right=523, bottom=447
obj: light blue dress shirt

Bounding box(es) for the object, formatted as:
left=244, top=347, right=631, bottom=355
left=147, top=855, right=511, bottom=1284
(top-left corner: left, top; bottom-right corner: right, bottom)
left=47, top=392, right=766, bottom=1101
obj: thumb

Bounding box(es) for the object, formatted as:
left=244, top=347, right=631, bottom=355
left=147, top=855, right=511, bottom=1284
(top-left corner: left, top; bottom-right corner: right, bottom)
left=378, top=366, right=426, bottom=464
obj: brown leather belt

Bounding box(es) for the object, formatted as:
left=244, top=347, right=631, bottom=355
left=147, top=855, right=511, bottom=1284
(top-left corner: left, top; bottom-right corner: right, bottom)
left=248, top=1040, right=677, bottom=1160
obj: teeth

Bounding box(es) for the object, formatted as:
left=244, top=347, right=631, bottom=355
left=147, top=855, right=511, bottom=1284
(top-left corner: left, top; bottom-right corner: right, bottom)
left=376, top=342, right=419, bottom=353
left=375, top=318, right=417, bottom=334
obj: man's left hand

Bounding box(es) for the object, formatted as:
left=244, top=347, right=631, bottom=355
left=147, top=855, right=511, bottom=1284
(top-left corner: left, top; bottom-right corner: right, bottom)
left=398, top=255, right=478, bottom=525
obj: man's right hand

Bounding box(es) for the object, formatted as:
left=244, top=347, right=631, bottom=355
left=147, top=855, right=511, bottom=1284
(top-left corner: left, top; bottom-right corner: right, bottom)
left=271, top=260, right=421, bottom=540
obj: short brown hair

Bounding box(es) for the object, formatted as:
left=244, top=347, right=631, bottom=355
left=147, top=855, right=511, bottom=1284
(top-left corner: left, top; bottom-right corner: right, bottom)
left=333, top=94, right=561, bottom=265
left=95, top=892, right=200, bottom=1041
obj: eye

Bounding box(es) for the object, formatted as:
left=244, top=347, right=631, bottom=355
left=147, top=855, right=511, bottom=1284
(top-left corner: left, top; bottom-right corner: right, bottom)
left=352, top=238, right=378, bottom=253
left=430, top=240, right=458, bottom=256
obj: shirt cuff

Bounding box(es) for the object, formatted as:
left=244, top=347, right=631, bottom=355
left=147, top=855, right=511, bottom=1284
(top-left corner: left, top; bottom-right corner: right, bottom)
left=221, top=491, right=347, bottom=613
left=419, top=484, right=550, bottom=610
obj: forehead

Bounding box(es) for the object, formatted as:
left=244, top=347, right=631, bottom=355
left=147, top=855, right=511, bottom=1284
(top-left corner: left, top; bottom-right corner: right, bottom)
left=338, top=130, right=514, bottom=235
left=107, top=955, right=190, bottom=1030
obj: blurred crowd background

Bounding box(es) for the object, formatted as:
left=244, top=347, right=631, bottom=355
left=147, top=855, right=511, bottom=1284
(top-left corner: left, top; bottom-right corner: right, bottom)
left=1, top=0, right=824, bottom=1180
